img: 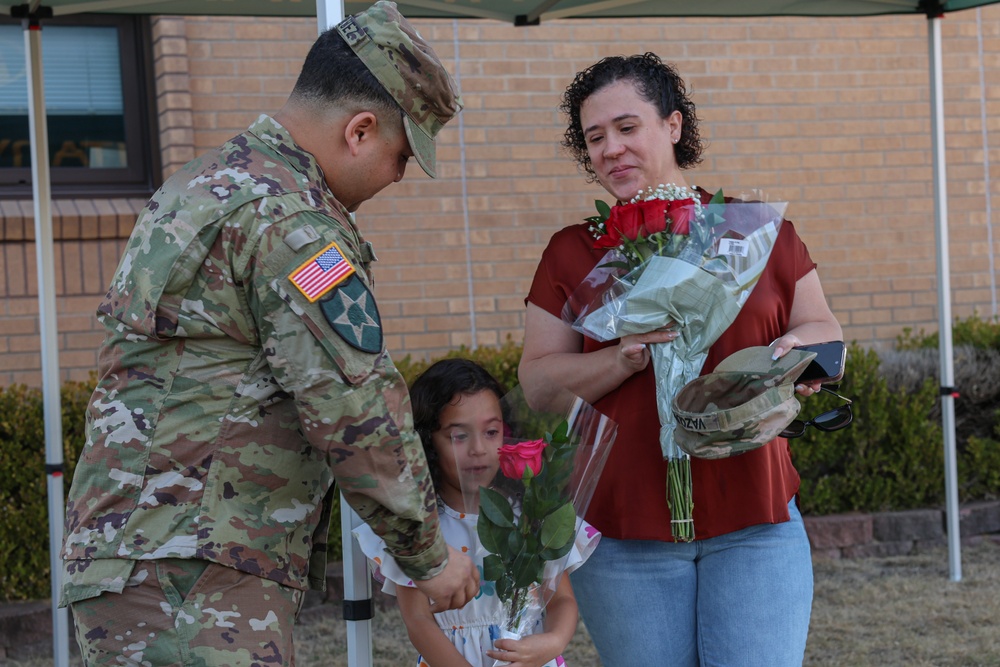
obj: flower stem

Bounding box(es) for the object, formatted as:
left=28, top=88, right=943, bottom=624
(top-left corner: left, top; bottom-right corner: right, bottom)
left=667, top=455, right=694, bottom=542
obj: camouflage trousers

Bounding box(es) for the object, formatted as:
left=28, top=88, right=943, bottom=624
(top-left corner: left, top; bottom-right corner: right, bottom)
left=70, top=558, right=304, bottom=667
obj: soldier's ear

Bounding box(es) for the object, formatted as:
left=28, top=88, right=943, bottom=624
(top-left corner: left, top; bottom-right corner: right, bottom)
left=344, top=111, right=378, bottom=157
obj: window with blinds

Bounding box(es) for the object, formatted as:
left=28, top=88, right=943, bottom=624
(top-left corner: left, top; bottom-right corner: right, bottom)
left=0, top=14, right=159, bottom=198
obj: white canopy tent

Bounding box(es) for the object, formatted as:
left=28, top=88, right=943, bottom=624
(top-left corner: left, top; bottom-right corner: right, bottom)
left=4, top=0, right=997, bottom=664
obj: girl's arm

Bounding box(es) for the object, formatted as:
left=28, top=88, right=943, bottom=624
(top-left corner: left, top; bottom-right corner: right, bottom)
left=485, top=572, right=578, bottom=667
left=396, top=585, right=473, bottom=667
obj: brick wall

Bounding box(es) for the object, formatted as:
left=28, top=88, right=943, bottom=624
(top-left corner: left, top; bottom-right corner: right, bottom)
left=2, top=9, right=999, bottom=387
left=0, top=197, right=137, bottom=385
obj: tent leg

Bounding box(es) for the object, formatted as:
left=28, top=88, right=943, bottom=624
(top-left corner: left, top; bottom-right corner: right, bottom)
left=23, top=15, right=71, bottom=666
left=313, top=0, right=375, bottom=663
left=340, top=495, right=374, bottom=667
left=928, top=14, right=962, bottom=583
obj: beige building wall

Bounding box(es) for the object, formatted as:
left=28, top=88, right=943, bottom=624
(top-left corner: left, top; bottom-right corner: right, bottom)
left=1, top=9, right=999, bottom=387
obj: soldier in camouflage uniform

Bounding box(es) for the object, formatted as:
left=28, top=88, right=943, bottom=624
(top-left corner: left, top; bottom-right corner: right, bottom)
left=60, top=2, right=478, bottom=664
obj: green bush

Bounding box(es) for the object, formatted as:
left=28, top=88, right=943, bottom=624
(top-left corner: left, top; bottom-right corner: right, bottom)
left=895, top=312, right=1000, bottom=351
left=889, top=314, right=1000, bottom=502
left=792, top=344, right=945, bottom=515
left=960, top=410, right=1000, bottom=501
left=394, top=336, right=523, bottom=391
left=0, top=379, right=92, bottom=602
left=5, top=334, right=1000, bottom=602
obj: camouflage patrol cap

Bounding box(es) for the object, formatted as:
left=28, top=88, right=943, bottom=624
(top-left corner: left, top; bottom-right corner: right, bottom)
left=337, top=0, right=463, bottom=178
left=670, top=346, right=818, bottom=460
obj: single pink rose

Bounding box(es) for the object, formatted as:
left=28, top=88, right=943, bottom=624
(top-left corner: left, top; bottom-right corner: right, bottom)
left=498, top=439, right=547, bottom=479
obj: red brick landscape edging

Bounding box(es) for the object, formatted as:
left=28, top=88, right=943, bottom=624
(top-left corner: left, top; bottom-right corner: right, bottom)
left=802, top=500, right=1000, bottom=559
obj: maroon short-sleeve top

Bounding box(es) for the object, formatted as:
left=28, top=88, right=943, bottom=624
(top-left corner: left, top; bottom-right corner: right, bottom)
left=525, top=190, right=817, bottom=541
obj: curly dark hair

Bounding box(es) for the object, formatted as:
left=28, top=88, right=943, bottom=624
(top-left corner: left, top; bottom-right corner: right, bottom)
left=409, top=358, right=507, bottom=488
left=560, top=52, right=703, bottom=182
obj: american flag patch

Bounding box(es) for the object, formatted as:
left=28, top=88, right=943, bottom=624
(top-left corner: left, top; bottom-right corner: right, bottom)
left=289, top=241, right=355, bottom=302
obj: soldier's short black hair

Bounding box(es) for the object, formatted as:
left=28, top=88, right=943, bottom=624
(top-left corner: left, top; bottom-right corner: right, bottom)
left=290, top=28, right=400, bottom=120
left=560, top=52, right=704, bottom=182
left=410, top=358, right=507, bottom=488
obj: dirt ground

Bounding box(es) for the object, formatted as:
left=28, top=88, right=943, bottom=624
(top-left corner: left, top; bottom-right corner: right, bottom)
left=5, top=540, right=998, bottom=666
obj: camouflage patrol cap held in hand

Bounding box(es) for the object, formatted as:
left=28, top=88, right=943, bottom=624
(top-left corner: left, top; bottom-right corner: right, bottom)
left=671, top=346, right=818, bottom=460
left=337, top=0, right=463, bottom=178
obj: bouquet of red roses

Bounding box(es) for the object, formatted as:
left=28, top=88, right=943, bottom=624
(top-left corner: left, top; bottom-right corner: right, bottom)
left=463, top=387, right=616, bottom=666
left=563, top=184, right=787, bottom=541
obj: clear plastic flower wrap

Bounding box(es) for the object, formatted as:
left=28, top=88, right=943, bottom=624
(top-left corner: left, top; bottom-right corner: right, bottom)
left=561, top=187, right=787, bottom=540
left=453, top=386, right=617, bottom=666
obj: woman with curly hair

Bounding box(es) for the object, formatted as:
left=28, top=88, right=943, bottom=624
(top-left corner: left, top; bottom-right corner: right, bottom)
left=518, top=53, right=842, bottom=666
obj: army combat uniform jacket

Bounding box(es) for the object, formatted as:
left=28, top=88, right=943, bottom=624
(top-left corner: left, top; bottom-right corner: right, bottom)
left=61, top=115, right=446, bottom=605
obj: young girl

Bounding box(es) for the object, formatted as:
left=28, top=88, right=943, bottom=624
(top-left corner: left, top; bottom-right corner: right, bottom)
left=353, top=358, right=600, bottom=667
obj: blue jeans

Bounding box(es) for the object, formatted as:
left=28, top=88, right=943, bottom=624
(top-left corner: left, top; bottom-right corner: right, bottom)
left=570, top=499, right=813, bottom=667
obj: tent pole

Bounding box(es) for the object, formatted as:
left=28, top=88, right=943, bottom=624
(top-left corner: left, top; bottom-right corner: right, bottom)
left=340, top=495, right=374, bottom=667
left=23, top=14, right=71, bottom=666
left=927, top=14, right=962, bottom=583
left=314, top=3, right=376, bottom=663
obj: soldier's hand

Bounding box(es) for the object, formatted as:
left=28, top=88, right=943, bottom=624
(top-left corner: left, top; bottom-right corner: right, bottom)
left=415, top=545, right=479, bottom=613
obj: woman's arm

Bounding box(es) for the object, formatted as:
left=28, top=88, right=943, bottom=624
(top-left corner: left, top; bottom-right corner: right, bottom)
left=519, top=303, right=678, bottom=411
left=771, top=268, right=843, bottom=394
left=396, top=585, right=472, bottom=667
left=485, top=572, right=578, bottom=667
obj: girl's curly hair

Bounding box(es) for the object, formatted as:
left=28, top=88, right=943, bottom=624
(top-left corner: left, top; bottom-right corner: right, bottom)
left=560, top=52, right=703, bottom=183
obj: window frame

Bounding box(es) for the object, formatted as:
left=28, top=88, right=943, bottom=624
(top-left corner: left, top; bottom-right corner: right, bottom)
left=0, top=13, right=161, bottom=199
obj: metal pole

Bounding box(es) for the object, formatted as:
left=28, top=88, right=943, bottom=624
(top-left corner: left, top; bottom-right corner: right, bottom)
left=312, top=3, right=377, bottom=663
left=928, top=14, right=962, bottom=582
left=340, top=495, right=374, bottom=667
left=316, top=0, right=343, bottom=34
left=23, top=13, right=71, bottom=666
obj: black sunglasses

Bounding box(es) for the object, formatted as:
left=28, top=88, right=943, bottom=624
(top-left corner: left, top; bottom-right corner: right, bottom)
left=780, top=386, right=853, bottom=439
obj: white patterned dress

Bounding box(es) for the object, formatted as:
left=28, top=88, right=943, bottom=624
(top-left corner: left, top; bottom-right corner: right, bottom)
left=353, top=501, right=601, bottom=667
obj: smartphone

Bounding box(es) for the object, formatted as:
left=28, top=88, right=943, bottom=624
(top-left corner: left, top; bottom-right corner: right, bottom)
left=793, top=341, right=846, bottom=384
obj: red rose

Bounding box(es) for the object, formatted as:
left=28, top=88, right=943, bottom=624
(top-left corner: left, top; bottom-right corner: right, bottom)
left=594, top=203, right=645, bottom=250
left=594, top=198, right=694, bottom=249
left=608, top=205, right=644, bottom=242
left=593, top=216, right=623, bottom=249
left=498, top=439, right=547, bottom=479
left=637, top=199, right=669, bottom=234
left=666, top=198, right=696, bottom=235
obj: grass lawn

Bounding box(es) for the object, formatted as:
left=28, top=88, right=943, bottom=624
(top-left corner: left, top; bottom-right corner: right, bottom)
left=5, top=541, right=997, bottom=666
left=305, top=540, right=1000, bottom=667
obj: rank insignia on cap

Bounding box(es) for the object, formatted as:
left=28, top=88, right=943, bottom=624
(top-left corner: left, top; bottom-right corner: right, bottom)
left=319, top=274, right=383, bottom=353
left=289, top=241, right=355, bottom=302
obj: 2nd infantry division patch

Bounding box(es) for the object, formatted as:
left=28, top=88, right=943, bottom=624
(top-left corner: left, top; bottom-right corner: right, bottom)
left=289, top=240, right=356, bottom=302
left=319, top=274, right=383, bottom=353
